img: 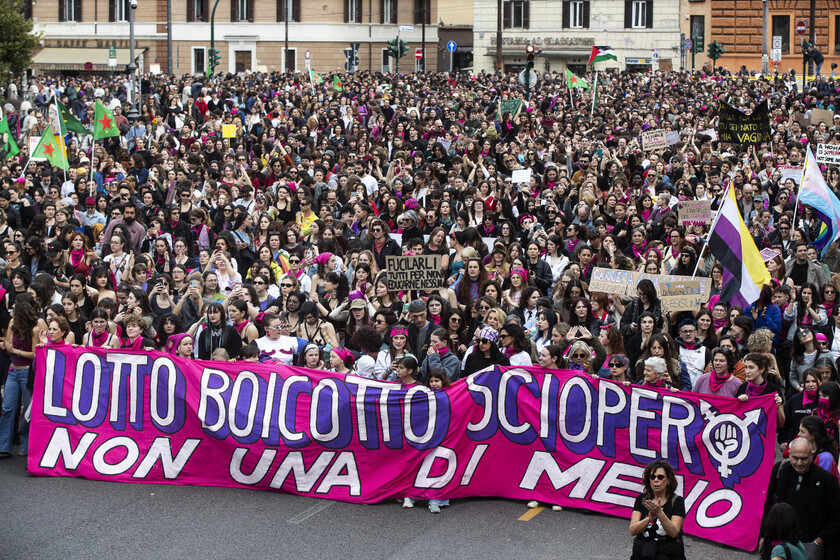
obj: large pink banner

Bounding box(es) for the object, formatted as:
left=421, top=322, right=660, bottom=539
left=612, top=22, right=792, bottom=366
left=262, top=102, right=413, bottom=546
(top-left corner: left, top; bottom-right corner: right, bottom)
left=28, top=348, right=776, bottom=550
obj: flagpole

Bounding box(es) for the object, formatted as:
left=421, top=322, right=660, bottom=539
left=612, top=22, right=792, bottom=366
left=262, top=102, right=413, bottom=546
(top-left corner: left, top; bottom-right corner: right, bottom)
left=692, top=181, right=734, bottom=277
left=792, top=147, right=810, bottom=233
left=590, top=70, right=598, bottom=119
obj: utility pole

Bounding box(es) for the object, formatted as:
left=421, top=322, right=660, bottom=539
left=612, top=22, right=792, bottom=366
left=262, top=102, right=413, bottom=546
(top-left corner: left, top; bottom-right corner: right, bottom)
left=421, top=0, right=426, bottom=72
left=495, top=0, right=502, bottom=73
left=809, top=0, right=816, bottom=78
left=167, top=0, right=172, bottom=75
left=761, top=0, right=768, bottom=75
left=284, top=0, right=289, bottom=72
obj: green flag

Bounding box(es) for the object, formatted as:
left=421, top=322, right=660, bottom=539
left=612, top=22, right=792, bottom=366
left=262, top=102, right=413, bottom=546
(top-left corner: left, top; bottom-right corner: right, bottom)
left=56, top=99, right=90, bottom=135
left=0, top=117, right=19, bottom=160
left=332, top=75, right=343, bottom=92
left=309, top=69, right=324, bottom=84
left=565, top=68, right=589, bottom=90
left=31, top=126, right=68, bottom=170
left=93, top=100, right=120, bottom=140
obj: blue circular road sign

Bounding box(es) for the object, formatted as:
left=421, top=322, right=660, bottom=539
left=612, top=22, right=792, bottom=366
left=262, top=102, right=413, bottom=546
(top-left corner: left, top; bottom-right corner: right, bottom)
left=447, top=41, right=457, bottom=53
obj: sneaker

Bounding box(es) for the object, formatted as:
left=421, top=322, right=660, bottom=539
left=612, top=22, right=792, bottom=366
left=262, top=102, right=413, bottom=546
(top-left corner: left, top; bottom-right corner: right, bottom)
left=527, top=500, right=539, bottom=508
left=429, top=503, right=441, bottom=514
left=552, top=505, right=563, bottom=511
left=402, top=498, right=414, bottom=509
left=0, top=451, right=10, bottom=459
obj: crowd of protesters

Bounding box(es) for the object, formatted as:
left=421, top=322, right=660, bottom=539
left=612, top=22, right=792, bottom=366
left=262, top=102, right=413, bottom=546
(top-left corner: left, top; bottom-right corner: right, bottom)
left=2, top=65, right=840, bottom=534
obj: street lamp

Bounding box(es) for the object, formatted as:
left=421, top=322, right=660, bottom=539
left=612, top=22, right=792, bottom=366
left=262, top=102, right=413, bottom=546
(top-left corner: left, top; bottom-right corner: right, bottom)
left=127, top=0, right=140, bottom=120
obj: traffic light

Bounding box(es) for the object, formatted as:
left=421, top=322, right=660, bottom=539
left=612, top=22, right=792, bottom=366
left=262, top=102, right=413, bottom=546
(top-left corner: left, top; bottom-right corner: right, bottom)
left=387, top=38, right=399, bottom=59
left=399, top=39, right=408, bottom=58
left=707, top=40, right=725, bottom=72
left=208, top=48, right=221, bottom=76
left=526, top=41, right=535, bottom=70
left=693, top=35, right=704, bottom=54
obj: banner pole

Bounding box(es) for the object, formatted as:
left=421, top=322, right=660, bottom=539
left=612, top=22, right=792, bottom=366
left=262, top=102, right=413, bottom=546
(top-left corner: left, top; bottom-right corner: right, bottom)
left=692, top=181, right=733, bottom=277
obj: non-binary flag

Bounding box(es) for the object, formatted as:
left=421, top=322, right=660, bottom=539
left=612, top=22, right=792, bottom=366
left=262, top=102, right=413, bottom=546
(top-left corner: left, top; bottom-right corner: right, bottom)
left=93, top=100, right=120, bottom=140
left=707, top=186, right=770, bottom=307
left=799, top=145, right=840, bottom=256
left=588, top=46, right=618, bottom=65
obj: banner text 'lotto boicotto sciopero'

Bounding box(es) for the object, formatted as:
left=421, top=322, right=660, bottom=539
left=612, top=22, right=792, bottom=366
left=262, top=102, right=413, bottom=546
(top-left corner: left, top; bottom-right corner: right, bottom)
left=28, top=347, right=776, bottom=550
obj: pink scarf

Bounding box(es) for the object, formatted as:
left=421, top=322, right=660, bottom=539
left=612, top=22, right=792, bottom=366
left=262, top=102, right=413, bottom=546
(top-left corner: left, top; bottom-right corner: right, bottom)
left=803, top=389, right=818, bottom=407
left=746, top=380, right=766, bottom=397
left=91, top=330, right=109, bottom=347
left=709, top=372, right=730, bottom=393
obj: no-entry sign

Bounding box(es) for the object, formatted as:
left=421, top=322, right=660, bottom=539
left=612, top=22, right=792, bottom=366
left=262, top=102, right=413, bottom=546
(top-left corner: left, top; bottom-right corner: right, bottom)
left=796, top=20, right=807, bottom=36
left=415, top=49, right=423, bottom=60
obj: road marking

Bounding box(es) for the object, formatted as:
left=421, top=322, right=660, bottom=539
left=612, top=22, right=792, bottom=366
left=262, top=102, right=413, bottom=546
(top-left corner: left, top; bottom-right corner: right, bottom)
left=518, top=507, right=544, bottom=521
left=287, top=500, right=334, bottom=524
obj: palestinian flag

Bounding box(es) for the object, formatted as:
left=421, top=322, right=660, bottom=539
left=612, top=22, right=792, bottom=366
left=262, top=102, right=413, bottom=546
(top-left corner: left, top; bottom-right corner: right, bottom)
left=309, top=69, right=324, bottom=84
left=565, top=68, right=589, bottom=90
left=56, top=99, right=90, bottom=135
left=30, top=126, right=68, bottom=170
left=333, top=75, right=343, bottom=92
left=589, top=46, right=617, bottom=65
left=93, top=100, right=120, bottom=140
left=0, top=117, right=19, bottom=160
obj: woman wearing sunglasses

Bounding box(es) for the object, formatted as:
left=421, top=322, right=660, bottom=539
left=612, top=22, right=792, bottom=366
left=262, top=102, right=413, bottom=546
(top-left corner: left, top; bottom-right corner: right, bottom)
left=462, top=327, right=510, bottom=377
left=557, top=325, right=607, bottom=376
left=629, top=459, right=685, bottom=560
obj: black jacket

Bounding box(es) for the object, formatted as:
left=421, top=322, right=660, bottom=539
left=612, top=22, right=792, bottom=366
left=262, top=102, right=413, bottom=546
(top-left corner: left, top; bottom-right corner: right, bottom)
left=764, top=460, right=840, bottom=549
left=368, top=237, right=402, bottom=271
left=525, top=258, right=553, bottom=295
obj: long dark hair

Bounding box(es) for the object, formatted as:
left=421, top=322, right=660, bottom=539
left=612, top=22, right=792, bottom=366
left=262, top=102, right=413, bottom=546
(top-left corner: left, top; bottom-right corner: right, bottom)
left=762, top=503, right=801, bottom=546
left=11, top=296, right=38, bottom=341
left=800, top=415, right=840, bottom=461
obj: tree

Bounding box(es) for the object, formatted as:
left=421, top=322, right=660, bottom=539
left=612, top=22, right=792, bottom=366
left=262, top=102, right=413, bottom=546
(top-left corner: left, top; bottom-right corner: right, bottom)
left=0, top=0, right=41, bottom=87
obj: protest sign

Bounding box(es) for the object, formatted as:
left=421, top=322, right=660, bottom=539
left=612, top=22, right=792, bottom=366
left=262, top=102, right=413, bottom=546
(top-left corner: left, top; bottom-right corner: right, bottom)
left=718, top=100, right=771, bottom=144
left=588, top=267, right=635, bottom=295
left=385, top=254, right=442, bottom=291
left=511, top=168, right=532, bottom=184
left=664, top=131, right=681, bottom=146
left=698, top=128, right=717, bottom=142
left=760, top=248, right=781, bottom=262
left=636, top=272, right=712, bottom=302
left=810, top=108, right=835, bottom=126
left=29, top=136, right=43, bottom=160
left=816, top=143, right=840, bottom=166
left=641, top=130, right=667, bottom=151
left=29, top=348, right=777, bottom=551
left=778, top=165, right=804, bottom=185
left=222, top=124, right=237, bottom=138
left=659, top=279, right=706, bottom=312
left=499, top=99, right=522, bottom=117
left=678, top=200, right=711, bottom=226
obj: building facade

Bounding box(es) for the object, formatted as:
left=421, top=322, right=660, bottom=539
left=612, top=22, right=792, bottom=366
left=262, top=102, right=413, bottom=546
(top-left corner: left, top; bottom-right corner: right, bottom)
left=29, top=0, right=439, bottom=76
left=471, top=0, right=681, bottom=74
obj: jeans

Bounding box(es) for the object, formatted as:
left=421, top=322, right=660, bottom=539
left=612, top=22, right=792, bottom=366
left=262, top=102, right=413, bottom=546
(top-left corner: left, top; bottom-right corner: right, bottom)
left=429, top=499, right=450, bottom=507
left=816, top=60, right=824, bottom=77
left=0, top=367, right=31, bottom=454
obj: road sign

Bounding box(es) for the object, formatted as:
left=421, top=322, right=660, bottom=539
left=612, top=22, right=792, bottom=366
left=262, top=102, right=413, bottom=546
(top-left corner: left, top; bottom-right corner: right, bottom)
left=651, top=49, right=660, bottom=61
left=415, top=48, right=422, bottom=60
left=108, top=46, right=117, bottom=68
left=399, top=25, right=414, bottom=32
left=518, top=69, right=538, bottom=87
left=684, top=38, right=692, bottom=52
left=772, top=35, right=782, bottom=50
left=447, top=41, right=457, bottom=53
left=305, top=50, right=310, bottom=60
left=796, top=20, right=807, bottom=36
left=771, top=48, right=782, bottom=61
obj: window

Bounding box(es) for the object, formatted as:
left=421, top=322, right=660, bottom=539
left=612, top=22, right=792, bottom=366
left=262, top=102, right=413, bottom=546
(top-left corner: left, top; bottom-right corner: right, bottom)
left=381, top=0, right=396, bottom=24
left=193, top=47, right=206, bottom=75
left=382, top=49, right=391, bottom=73
left=188, top=0, right=207, bottom=21
left=345, top=0, right=361, bottom=22
left=277, top=0, right=300, bottom=22
left=690, top=14, right=704, bottom=44
left=59, top=0, right=81, bottom=21
left=624, top=0, right=652, bottom=29
left=772, top=15, right=790, bottom=54
left=414, top=0, right=430, bottom=24
left=24, top=0, right=32, bottom=18
left=283, top=48, right=296, bottom=72
left=503, top=0, right=529, bottom=29
left=231, top=0, right=253, bottom=22
left=110, top=0, right=128, bottom=22
left=836, top=15, right=840, bottom=53
left=563, top=0, right=588, bottom=29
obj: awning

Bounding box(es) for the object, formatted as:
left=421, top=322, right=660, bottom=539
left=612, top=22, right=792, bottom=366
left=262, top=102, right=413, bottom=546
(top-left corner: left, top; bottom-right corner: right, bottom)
left=484, top=49, right=591, bottom=58
left=32, top=47, right=147, bottom=71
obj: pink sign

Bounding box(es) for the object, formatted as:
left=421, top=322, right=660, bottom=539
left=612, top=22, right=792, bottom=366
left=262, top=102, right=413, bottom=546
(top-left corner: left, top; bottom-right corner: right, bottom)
left=28, top=348, right=776, bottom=550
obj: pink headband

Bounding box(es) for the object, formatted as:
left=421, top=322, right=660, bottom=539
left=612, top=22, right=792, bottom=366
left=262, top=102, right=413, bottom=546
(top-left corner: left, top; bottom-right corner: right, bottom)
left=391, top=326, right=408, bottom=337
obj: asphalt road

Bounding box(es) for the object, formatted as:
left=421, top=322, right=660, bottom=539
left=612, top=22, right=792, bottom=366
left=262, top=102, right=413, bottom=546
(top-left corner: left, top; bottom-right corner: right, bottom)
left=0, top=453, right=755, bottom=560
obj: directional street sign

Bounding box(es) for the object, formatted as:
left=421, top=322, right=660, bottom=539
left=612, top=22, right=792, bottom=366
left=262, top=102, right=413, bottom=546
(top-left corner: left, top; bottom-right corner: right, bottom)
left=447, top=41, right=457, bottom=52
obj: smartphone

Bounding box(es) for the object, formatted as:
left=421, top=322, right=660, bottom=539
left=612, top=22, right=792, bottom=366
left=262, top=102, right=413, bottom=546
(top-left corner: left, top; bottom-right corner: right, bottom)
left=190, top=280, right=198, bottom=288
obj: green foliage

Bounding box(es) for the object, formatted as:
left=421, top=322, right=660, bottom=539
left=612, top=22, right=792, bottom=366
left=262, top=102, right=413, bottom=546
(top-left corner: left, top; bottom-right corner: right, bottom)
left=0, top=0, right=41, bottom=86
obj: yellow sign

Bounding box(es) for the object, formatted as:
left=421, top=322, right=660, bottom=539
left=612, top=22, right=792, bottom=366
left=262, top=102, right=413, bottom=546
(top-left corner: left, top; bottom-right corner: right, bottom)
left=222, top=124, right=237, bottom=139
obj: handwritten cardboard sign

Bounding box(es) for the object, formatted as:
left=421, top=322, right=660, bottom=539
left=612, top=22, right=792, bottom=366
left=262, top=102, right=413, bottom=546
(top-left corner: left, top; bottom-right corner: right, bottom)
left=678, top=200, right=711, bottom=226
left=659, top=279, right=706, bottom=312
left=778, top=165, right=804, bottom=186
left=641, top=130, right=667, bottom=151
left=511, top=168, right=532, bottom=184
left=385, top=255, right=442, bottom=291
left=589, top=268, right=636, bottom=295
left=816, top=143, right=840, bottom=166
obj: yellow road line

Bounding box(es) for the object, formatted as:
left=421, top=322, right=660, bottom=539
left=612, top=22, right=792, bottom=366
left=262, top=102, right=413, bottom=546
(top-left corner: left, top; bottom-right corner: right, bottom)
left=518, top=507, right=545, bottom=521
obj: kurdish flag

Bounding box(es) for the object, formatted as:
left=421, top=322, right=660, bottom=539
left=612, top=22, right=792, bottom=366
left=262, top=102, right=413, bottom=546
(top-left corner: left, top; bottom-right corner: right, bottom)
left=333, top=75, right=343, bottom=92
left=799, top=145, right=840, bottom=257
left=30, top=126, right=69, bottom=170
left=707, top=185, right=770, bottom=307
left=309, top=69, right=324, bottom=84
left=589, top=46, right=618, bottom=65
left=0, top=117, right=19, bottom=159
left=565, top=68, right=589, bottom=90
left=56, top=99, right=90, bottom=135
left=93, top=100, right=120, bottom=140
